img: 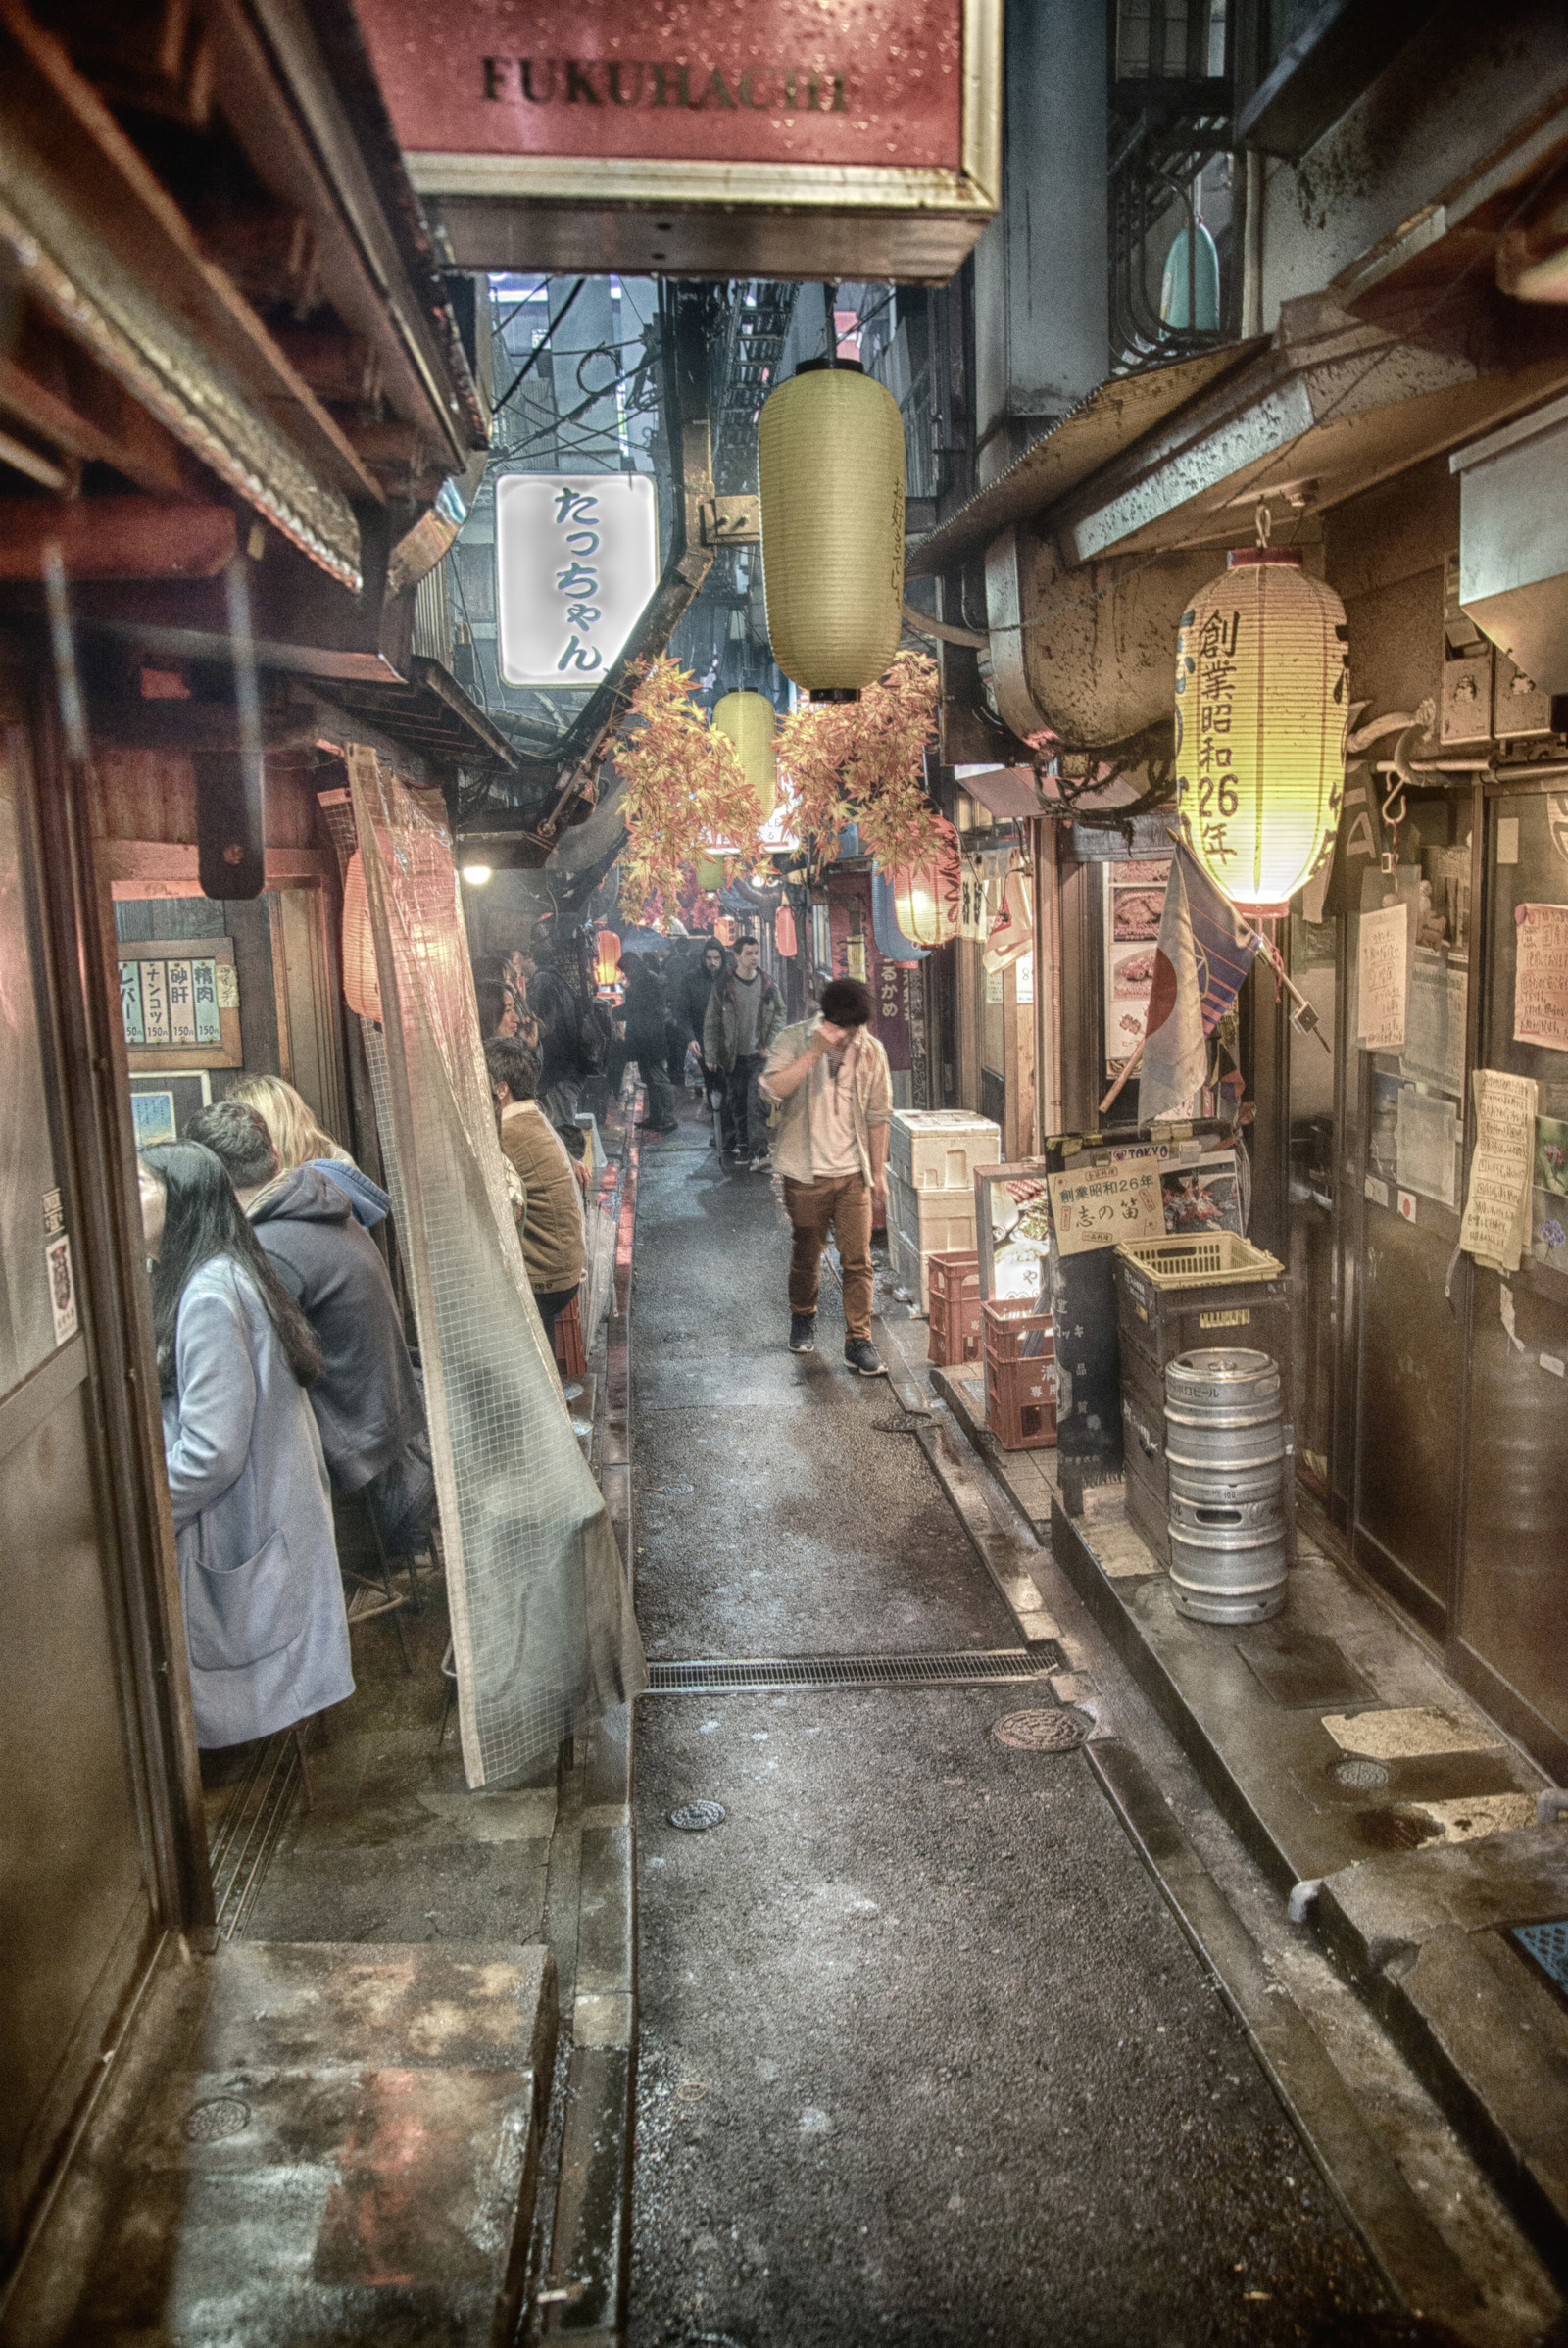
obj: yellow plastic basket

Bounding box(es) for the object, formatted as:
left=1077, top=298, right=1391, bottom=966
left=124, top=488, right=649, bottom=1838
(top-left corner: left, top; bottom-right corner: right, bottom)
left=1114, top=1232, right=1285, bottom=1290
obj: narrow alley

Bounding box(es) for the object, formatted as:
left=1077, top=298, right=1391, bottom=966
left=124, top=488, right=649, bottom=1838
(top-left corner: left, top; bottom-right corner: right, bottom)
left=627, top=1102, right=1383, bottom=2348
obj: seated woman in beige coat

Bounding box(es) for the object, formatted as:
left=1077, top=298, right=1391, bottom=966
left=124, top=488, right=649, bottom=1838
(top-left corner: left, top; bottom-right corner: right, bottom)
left=484, top=1036, right=585, bottom=1341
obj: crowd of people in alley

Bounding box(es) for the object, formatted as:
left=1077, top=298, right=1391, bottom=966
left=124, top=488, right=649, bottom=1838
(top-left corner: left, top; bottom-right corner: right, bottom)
left=139, top=920, right=896, bottom=1764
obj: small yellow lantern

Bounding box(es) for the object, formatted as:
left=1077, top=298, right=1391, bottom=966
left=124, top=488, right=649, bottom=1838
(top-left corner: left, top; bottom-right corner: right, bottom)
left=712, top=690, right=777, bottom=820
left=1175, top=543, right=1348, bottom=912
left=758, top=360, right=906, bottom=696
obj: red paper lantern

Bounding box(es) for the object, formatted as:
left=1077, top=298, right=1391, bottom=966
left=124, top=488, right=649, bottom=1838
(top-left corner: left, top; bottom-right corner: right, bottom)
left=594, top=928, right=622, bottom=989
left=714, top=914, right=738, bottom=950
left=775, top=905, right=798, bottom=958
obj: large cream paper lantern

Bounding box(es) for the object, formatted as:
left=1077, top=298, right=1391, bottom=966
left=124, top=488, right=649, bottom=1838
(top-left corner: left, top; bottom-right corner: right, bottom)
left=712, top=690, right=777, bottom=819
left=1174, top=545, right=1348, bottom=912
left=891, top=816, right=962, bottom=948
left=758, top=360, right=906, bottom=696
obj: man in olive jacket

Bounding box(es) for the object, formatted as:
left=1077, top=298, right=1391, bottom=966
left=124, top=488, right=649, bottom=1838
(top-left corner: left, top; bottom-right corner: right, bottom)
left=704, top=933, right=784, bottom=1168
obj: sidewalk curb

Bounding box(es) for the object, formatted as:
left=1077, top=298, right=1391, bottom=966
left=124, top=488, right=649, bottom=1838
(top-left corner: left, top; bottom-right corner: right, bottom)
left=1089, top=1736, right=1487, bottom=2331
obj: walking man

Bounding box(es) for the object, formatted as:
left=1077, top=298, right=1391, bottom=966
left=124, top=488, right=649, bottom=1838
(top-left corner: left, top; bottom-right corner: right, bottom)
left=705, top=932, right=783, bottom=1169
left=760, top=975, right=891, bottom=1376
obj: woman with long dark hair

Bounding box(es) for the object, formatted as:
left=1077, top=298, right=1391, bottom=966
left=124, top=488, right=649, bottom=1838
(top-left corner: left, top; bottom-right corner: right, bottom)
left=138, top=1141, right=353, bottom=1748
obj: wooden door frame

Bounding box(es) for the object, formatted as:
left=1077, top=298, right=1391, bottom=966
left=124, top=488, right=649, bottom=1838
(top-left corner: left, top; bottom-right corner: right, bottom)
left=24, top=664, right=212, bottom=1936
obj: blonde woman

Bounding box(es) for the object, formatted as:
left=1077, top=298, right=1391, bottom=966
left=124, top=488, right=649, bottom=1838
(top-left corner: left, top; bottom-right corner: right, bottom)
left=226, top=1074, right=390, bottom=1231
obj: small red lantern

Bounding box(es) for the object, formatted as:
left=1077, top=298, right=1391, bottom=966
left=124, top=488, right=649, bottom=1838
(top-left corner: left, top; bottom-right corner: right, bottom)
left=714, top=914, right=738, bottom=950
left=775, top=905, right=798, bottom=958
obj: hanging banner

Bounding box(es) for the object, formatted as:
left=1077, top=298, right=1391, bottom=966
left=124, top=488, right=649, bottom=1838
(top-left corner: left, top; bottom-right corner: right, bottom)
left=359, top=0, right=1001, bottom=278
left=1513, top=902, right=1568, bottom=1052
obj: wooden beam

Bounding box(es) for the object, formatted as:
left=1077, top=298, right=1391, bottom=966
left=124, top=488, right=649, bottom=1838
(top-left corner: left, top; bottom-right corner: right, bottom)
left=0, top=303, right=190, bottom=495
left=0, top=498, right=237, bottom=579
left=88, top=693, right=320, bottom=751
left=104, top=839, right=335, bottom=895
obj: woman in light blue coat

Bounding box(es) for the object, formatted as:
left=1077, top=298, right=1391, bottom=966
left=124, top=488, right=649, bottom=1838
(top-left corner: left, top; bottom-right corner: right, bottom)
left=139, top=1142, right=353, bottom=1748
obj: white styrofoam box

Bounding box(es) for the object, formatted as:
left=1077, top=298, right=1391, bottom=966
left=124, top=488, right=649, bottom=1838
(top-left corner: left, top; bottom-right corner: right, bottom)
left=887, top=1172, right=977, bottom=1310
left=889, top=1109, right=1001, bottom=1195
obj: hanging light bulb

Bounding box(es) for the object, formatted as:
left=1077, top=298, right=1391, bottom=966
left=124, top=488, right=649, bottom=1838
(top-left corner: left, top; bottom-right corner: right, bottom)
left=758, top=358, right=906, bottom=698
left=1175, top=514, right=1348, bottom=913
left=712, top=689, right=778, bottom=819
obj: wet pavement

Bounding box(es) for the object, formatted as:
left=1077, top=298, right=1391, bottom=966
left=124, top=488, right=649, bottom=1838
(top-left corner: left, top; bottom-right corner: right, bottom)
left=628, top=1103, right=1387, bottom=2347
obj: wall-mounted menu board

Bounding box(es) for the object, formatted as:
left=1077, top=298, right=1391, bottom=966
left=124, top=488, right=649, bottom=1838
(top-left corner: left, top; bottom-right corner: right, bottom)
left=119, top=938, right=242, bottom=1070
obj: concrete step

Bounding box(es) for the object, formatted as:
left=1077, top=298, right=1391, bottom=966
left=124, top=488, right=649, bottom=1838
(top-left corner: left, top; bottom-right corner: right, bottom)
left=1316, top=1824, right=1568, bottom=2270
left=3, top=1938, right=556, bottom=2347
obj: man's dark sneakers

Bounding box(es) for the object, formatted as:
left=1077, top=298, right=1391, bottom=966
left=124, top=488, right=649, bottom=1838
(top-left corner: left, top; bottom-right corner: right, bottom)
left=844, top=1338, right=888, bottom=1377
left=789, top=1313, right=817, bottom=1353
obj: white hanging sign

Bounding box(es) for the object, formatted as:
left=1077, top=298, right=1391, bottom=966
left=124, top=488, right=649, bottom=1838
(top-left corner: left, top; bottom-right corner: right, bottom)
left=495, top=472, right=660, bottom=690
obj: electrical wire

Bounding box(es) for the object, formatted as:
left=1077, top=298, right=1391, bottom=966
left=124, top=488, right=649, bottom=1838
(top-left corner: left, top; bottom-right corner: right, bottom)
left=492, top=278, right=587, bottom=412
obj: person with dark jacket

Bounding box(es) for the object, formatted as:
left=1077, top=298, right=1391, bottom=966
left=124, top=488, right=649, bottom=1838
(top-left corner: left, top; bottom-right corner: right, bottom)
left=621, top=954, right=678, bottom=1134
left=705, top=933, right=784, bottom=1168
left=679, top=940, right=727, bottom=1114
left=187, top=1102, right=429, bottom=1543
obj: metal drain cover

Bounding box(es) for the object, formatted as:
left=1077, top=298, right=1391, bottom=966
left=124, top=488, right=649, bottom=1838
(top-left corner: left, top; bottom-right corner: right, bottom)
left=1330, top=1756, right=1391, bottom=1791
left=669, top=1800, right=727, bottom=1832
left=992, top=1708, right=1089, bottom=1753
left=183, top=2096, right=251, bottom=2142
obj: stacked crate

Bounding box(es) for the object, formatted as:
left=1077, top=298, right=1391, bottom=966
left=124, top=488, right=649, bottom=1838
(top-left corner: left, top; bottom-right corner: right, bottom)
left=1113, top=1234, right=1292, bottom=1567
left=926, top=1249, right=983, bottom=1367
left=983, top=1296, right=1057, bottom=1449
left=886, top=1110, right=1000, bottom=1312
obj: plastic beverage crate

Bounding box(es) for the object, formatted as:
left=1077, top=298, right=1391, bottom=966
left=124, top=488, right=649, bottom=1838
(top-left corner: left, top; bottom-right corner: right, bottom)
left=926, top=1249, right=982, bottom=1366
left=982, top=1298, right=1057, bottom=1448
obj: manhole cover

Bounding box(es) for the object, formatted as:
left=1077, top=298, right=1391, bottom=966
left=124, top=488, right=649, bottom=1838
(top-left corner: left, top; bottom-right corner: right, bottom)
left=1330, top=1756, right=1391, bottom=1791
left=992, top=1708, right=1089, bottom=1753
left=183, top=2096, right=251, bottom=2142
left=669, top=1800, right=727, bottom=1831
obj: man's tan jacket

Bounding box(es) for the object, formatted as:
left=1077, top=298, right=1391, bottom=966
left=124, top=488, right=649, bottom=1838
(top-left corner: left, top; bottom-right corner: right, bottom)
left=760, top=1017, right=892, bottom=1186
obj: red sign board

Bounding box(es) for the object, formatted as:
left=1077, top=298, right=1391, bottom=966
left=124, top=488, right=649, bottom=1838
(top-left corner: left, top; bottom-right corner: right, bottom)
left=355, top=0, right=1000, bottom=281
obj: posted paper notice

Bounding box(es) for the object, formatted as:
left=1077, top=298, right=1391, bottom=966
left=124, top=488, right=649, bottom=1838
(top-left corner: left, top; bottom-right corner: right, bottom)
left=1459, top=1069, right=1538, bottom=1273
left=1514, top=902, right=1568, bottom=1052
left=1358, top=903, right=1408, bottom=1052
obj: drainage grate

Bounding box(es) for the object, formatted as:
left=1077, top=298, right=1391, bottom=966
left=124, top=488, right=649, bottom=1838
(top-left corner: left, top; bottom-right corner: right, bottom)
left=646, top=1646, right=1059, bottom=1694
left=1513, top=1919, right=1568, bottom=1994
left=993, top=1707, right=1090, bottom=1753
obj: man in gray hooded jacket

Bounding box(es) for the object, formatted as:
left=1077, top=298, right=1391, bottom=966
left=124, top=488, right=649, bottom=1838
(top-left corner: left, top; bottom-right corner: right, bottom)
left=187, top=1101, right=428, bottom=1533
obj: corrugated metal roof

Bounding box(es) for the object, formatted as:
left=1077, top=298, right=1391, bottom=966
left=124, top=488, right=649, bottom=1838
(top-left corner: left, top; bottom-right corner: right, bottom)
left=904, top=340, right=1269, bottom=581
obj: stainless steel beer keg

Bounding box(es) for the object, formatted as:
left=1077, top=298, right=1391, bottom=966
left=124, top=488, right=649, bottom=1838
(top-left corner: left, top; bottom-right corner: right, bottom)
left=1163, top=1348, right=1286, bottom=1623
